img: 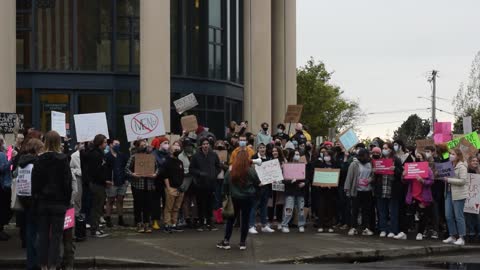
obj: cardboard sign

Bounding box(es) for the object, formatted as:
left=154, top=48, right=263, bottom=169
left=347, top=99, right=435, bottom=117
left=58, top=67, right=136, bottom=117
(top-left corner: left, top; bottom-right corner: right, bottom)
left=404, top=162, right=429, bottom=180
left=313, top=168, right=340, bottom=187
left=447, top=131, right=480, bottom=150
left=181, top=115, right=199, bottom=132
left=64, top=208, right=75, bottom=230
left=215, top=150, right=228, bottom=163
left=51, top=111, right=66, bottom=137
left=416, top=139, right=435, bottom=153
left=282, top=163, right=306, bottom=180
left=434, top=162, right=455, bottom=178
left=124, top=109, right=166, bottom=142
left=373, top=159, right=394, bottom=175
left=255, top=159, right=284, bottom=185
left=272, top=182, right=285, bottom=192
left=434, top=134, right=452, bottom=144
left=16, top=164, right=33, bottom=196
left=74, top=112, right=109, bottom=142
left=173, top=93, right=199, bottom=114
left=134, top=153, right=156, bottom=176
left=338, top=128, right=360, bottom=151
left=463, top=116, right=473, bottom=134
left=0, top=113, right=24, bottom=134
left=434, top=122, right=452, bottom=135
left=465, top=173, right=480, bottom=214
left=456, top=138, right=478, bottom=162
left=284, top=105, right=303, bottom=123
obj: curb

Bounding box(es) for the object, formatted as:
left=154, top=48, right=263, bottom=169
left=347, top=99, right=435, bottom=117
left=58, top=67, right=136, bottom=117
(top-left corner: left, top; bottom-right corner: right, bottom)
left=260, top=245, right=480, bottom=264
left=0, top=257, right=184, bottom=269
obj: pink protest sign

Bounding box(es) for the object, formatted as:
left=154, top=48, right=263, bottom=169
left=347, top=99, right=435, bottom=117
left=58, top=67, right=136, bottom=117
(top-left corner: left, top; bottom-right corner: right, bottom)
left=404, top=162, right=429, bottom=180
left=434, top=122, right=452, bottom=135
left=434, top=134, right=453, bottom=143
left=64, top=208, right=75, bottom=230
left=282, top=163, right=306, bottom=180
left=373, top=159, right=394, bottom=175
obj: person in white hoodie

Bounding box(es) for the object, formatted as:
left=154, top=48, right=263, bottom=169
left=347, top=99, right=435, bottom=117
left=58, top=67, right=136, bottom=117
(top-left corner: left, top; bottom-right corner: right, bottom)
left=70, top=143, right=83, bottom=217
left=442, top=148, right=468, bottom=246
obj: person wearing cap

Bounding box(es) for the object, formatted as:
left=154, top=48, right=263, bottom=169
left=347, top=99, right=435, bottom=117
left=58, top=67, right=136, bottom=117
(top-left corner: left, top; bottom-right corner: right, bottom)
left=323, top=141, right=334, bottom=150
left=255, top=123, right=272, bottom=149
left=152, top=136, right=170, bottom=230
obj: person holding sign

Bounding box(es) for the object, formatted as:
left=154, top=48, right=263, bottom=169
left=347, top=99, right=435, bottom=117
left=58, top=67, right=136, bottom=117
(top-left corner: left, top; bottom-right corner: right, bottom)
left=441, top=148, right=468, bottom=246
left=465, top=156, right=480, bottom=243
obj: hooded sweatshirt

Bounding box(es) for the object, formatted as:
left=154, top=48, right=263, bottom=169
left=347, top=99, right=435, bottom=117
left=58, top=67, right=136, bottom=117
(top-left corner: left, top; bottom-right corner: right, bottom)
left=15, top=154, right=37, bottom=209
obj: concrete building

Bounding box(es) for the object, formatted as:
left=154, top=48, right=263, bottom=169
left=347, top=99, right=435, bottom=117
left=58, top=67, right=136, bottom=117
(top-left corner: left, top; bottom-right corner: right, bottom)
left=1, top=0, right=296, bottom=144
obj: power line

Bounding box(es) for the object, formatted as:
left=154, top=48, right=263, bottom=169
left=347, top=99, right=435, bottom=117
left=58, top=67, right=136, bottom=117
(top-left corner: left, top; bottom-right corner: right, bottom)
left=359, top=120, right=404, bottom=126
left=366, top=108, right=429, bottom=115
left=435, top=108, right=454, bottom=115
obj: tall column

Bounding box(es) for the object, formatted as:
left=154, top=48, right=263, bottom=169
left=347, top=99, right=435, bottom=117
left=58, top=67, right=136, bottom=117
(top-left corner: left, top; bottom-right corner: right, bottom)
left=272, top=0, right=297, bottom=127
left=243, top=0, right=272, bottom=132
left=0, top=0, right=16, bottom=113
left=140, top=0, right=170, bottom=130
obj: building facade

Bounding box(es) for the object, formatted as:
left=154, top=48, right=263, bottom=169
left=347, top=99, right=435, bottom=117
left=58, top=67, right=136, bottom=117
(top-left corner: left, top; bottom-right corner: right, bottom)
left=1, top=0, right=296, bottom=144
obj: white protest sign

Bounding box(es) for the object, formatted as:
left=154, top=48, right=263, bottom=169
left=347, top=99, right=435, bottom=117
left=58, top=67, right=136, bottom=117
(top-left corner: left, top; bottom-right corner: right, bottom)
left=339, top=128, right=360, bottom=151
left=272, top=182, right=285, bottom=192
left=173, top=93, right=199, bottom=114
left=463, top=116, right=473, bottom=134
left=254, top=159, right=284, bottom=185
left=73, top=112, right=109, bottom=142
left=465, top=173, right=480, bottom=214
left=51, top=111, right=66, bottom=137
left=123, top=109, right=166, bottom=142
left=16, top=164, right=33, bottom=196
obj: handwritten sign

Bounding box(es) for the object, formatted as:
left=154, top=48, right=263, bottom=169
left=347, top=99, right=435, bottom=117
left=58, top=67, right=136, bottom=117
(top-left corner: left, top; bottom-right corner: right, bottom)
left=51, top=111, right=66, bottom=137
left=404, top=162, right=429, bottom=180
left=215, top=150, right=228, bottom=163
left=74, top=112, right=109, bottom=142
left=173, top=93, right=199, bottom=114
left=447, top=131, right=480, bottom=150
left=0, top=113, right=23, bottom=134
left=463, top=116, right=473, bottom=134
left=434, top=134, right=452, bottom=144
left=283, top=163, right=306, bottom=180
left=16, top=164, right=33, bottom=196
left=434, top=162, right=455, bottom=178
left=124, top=109, right=166, bottom=142
left=464, top=173, right=480, bottom=214
left=456, top=138, right=478, bottom=162
left=255, top=159, right=284, bottom=185
left=272, top=182, right=285, bottom=192
left=373, top=159, right=394, bottom=175
left=284, top=105, right=303, bottom=123
left=416, top=139, right=435, bottom=153
left=338, top=128, right=360, bottom=151
left=134, top=154, right=156, bottom=176
left=434, top=122, right=452, bottom=135
left=181, top=115, right=199, bottom=132
left=64, top=208, right=75, bottom=230
left=313, top=168, right=340, bottom=187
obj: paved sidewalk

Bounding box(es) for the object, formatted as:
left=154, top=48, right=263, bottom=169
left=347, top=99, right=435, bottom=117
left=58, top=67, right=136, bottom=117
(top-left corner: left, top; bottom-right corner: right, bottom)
left=0, top=224, right=477, bottom=268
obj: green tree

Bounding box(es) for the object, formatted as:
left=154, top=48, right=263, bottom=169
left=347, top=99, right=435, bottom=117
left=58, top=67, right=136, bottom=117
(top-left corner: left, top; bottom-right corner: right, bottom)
left=393, top=114, right=431, bottom=146
left=297, top=58, right=364, bottom=138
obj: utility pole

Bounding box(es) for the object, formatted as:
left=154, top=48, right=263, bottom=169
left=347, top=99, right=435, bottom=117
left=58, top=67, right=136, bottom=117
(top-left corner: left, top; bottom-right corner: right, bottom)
left=429, top=70, right=438, bottom=134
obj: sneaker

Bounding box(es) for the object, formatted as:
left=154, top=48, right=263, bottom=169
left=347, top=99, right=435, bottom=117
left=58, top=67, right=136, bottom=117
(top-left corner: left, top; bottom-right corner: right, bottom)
left=216, top=240, right=231, bottom=250
left=317, top=228, right=324, bottom=233
left=299, top=226, right=305, bottom=233
left=171, top=225, right=184, bottom=233
left=100, top=216, right=106, bottom=225
left=239, top=243, right=247, bottom=251
left=91, top=230, right=109, bottom=238
left=261, top=225, right=275, bottom=233
left=152, top=220, right=161, bottom=230
left=137, top=223, right=145, bottom=233
left=387, top=232, right=395, bottom=238
left=163, top=226, right=172, bottom=234
left=105, top=216, right=113, bottom=228
left=281, top=227, right=290, bottom=233
left=380, top=231, right=387, bottom=238
left=207, top=224, right=219, bottom=231
left=348, top=228, right=358, bottom=236
left=431, top=231, right=439, bottom=239
left=416, top=233, right=423, bottom=241
left=362, top=228, right=374, bottom=236
left=454, top=237, right=465, bottom=246
left=443, top=236, right=456, bottom=244
left=340, top=224, right=349, bottom=230
left=394, top=232, right=407, bottom=240
left=249, top=227, right=259, bottom=234
left=86, top=224, right=91, bottom=229
left=328, top=228, right=335, bottom=233
left=145, top=224, right=152, bottom=233
left=197, top=225, right=207, bottom=232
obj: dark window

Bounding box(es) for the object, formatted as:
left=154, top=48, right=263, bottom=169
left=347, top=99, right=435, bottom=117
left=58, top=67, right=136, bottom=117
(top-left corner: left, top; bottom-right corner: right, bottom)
left=208, top=0, right=223, bottom=79
left=116, top=0, right=140, bottom=73
left=16, top=0, right=33, bottom=70
left=16, top=88, right=33, bottom=127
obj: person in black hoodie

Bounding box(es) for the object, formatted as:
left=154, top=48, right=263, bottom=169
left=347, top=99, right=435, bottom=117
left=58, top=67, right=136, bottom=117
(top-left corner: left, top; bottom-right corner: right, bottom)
left=31, top=131, right=72, bottom=270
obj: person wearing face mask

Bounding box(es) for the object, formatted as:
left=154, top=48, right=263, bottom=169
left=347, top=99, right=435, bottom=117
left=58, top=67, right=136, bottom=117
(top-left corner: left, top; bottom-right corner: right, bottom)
left=126, top=140, right=159, bottom=234
left=255, top=123, right=272, bottom=149
left=105, top=139, right=130, bottom=228
left=425, top=144, right=446, bottom=240
left=465, top=156, right=480, bottom=243
left=229, top=135, right=255, bottom=165
left=291, top=123, right=307, bottom=146
left=442, top=149, right=468, bottom=246
left=177, top=139, right=197, bottom=228
left=273, top=123, right=289, bottom=145
left=344, top=148, right=375, bottom=236
left=151, top=136, right=170, bottom=230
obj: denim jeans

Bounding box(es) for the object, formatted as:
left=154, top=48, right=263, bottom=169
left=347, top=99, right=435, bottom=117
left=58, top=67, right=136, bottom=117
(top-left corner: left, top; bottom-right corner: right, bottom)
left=224, top=197, right=254, bottom=244
left=350, top=191, right=373, bottom=230
left=376, top=198, right=390, bottom=233
left=388, top=197, right=401, bottom=234
left=445, top=191, right=466, bottom=237
left=249, top=187, right=271, bottom=227
left=465, top=213, right=480, bottom=236
left=281, top=196, right=305, bottom=227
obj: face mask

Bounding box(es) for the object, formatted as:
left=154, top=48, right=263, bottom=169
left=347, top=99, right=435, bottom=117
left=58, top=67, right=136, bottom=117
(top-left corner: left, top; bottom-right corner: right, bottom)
left=277, top=129, right=284, bottom=134
left=216, top=146, right=226, bottom=150
left=449, top=155, right=456, bottom=162
left=293, top=155, right=300, bottom=161
left=324, top=156, right=331, bottom=162
left=415, top=158, right=422, bottom=162
left=263, top=127, right=269, bottom=132
left=372, top=155, right=381, bottom=160
left=239, top=141, right=247, bottom=147
left=161, top=143, right=170, bottom=151
left=112, top=145, right=121, bottom=152
left=394, top=145, right=400, bottom=152
left=306, top=145, right=312, bottom=151
left=425, top=152, right=432, bottom=159
left=104, top=145, right=110, bottom=154
left=355, top=149, right=360, bottom=155
left=275, top=142, right=282, bottom=147
left=173, top=150, right=181, bottom=157
left=382, top=149, right=391, bottom=156
left=137, top=146, right=147, bottom=153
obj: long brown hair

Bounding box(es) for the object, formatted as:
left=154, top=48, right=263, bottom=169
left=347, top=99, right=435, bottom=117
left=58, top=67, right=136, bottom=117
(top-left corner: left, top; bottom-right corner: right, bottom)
left=44, top=131, right=62, bottom=153
left=230, top=150, right=250, bottom=186
left=451, top=148, right=464, bottom=167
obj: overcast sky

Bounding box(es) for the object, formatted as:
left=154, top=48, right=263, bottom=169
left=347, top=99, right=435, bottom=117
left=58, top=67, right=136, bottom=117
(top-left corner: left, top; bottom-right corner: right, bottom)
left=297, top=0, right=480, bottom=139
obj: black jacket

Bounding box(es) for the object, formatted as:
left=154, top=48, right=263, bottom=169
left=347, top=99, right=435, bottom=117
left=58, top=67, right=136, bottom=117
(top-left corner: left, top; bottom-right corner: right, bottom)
left=162, top=156, right=185, bottom=189
left=31, top=152, right=72, bottom=207
left=189, top=150, right=221, bottom=191
left=85, top=148, right=108, bottom=186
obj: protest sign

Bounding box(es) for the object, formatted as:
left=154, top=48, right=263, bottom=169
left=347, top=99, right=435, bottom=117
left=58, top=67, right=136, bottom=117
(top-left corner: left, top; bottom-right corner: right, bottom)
left=416, top=139, right=435, bottom=153
left=456, top=138, right=478, bottom=162
left=434, top=162, right=455, bottom=178
left=134, top=154, right=156, bottom=176
left=272, top=182, right=285, bottom=192
left=434, top=134, right=452, bottom=144
left=215, top=150, right=228, bottom=163
left=74, top=112, right=109, bottom=142
left=312, top=168, right=340, bottom=187
left=173, top=93, right=199, bottom=114
left=124, top=109, right=166, bottom=142
left=463, top=116, right=473, bottom=134
left=465, top=174, right=480, bottom=214
left=64, top=208, right=75, bottom=230
left=284, top=105, right=303, bottom=123
left=283, top=163, right=306, bottom=180
left=255, top=159, right=284, bottom=185
left=373, top=159, right=394, bottom=175
left=16, top=164, right=33, bottom=196
left=0, top=113, right=23, bottom=134
left=181, top=115, right=199, bottom=132
left=338, top=128, right=360, bottom=151
left=51, top=111, right=66, bottom=137
left=447, top=131, right=480, bottom=150
left=404, top=162, right=429, bottom=179
left=434, top=122, right=452, bottom=135
left=168, top=134, right=181, bottom=144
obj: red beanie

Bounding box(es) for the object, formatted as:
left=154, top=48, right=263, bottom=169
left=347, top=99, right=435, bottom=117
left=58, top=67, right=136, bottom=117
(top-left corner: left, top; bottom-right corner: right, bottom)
left=151, top=136, right=169, bottom=149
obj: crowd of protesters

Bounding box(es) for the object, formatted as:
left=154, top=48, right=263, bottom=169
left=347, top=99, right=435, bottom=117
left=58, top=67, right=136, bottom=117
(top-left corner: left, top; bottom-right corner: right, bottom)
left=0, top=120, right=478, bottom=269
